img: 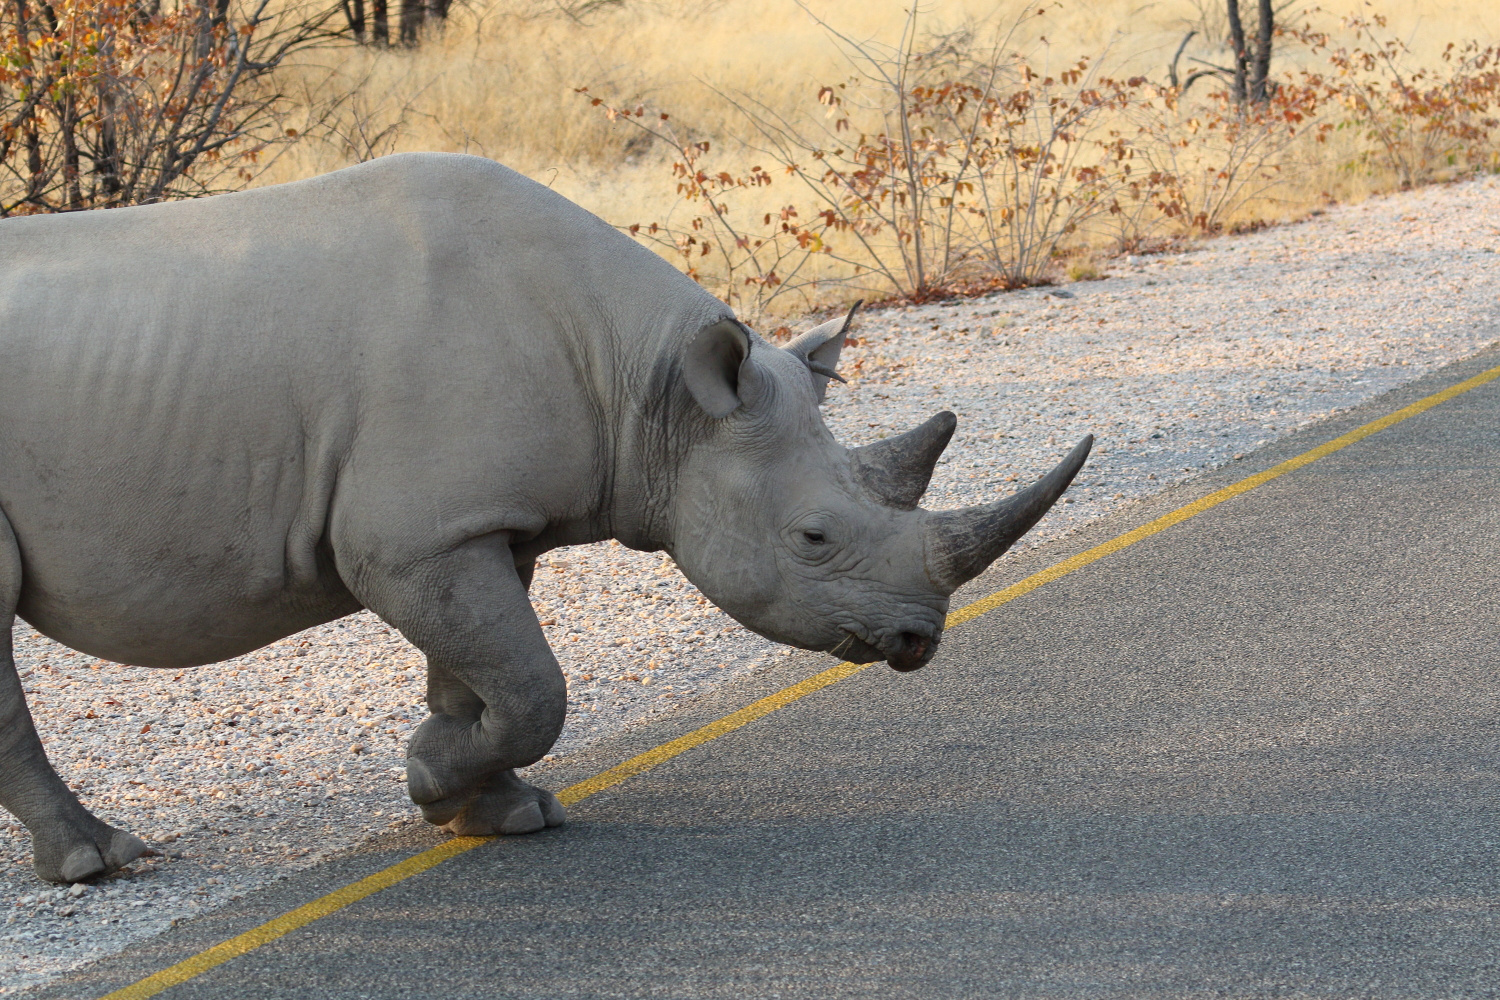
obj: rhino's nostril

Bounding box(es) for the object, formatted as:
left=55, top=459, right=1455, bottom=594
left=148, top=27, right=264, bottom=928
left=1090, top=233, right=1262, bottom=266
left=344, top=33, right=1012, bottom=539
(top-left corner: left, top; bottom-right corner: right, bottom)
left=887, top=631, right=933, bottom=673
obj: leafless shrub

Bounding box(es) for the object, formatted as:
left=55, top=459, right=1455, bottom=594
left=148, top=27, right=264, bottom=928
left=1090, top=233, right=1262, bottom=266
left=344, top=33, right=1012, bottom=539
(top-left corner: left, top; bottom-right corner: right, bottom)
left=1129, top=79, right=1327, bottom=235
left=585, top=5, right=1186, bottom=310
left=1314, top=15, right=1500, bottom=186
left=294, top=66, right=435, bottom=162
left=0, top=0, right=340, bottom=214
left=577, top=90, right=837, bottom=321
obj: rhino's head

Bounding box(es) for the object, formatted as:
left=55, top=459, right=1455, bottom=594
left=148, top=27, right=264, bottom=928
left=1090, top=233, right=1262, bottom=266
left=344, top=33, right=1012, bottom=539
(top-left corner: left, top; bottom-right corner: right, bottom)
left=666, top=307, right=1091, bottom=672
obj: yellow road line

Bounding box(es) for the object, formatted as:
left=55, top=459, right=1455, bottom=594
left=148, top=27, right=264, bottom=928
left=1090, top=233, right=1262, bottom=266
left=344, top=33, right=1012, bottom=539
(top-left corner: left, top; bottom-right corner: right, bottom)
left=100, top=359, right=1500, bottom=1000
left=555, top=657, right=870, bottom=807
left=103, top=837, right=487, bottom=1000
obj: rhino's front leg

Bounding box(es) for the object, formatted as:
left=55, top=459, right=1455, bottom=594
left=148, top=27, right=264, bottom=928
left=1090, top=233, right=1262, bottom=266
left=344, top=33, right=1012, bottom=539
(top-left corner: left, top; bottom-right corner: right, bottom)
left=352, top=534, right=567, bottom=837
left=410, top=661, right=567, bottom=835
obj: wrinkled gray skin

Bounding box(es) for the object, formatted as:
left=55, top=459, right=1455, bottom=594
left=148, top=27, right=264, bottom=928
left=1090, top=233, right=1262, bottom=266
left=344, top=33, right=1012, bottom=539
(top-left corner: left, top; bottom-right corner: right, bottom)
left=0, top=154, right=1090, bottom=884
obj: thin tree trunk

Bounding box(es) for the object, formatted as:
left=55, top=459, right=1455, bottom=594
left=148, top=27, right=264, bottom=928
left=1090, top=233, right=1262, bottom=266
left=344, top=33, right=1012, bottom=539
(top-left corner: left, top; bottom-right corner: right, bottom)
left=60, top=94, right=81, bottom=210
left=12, top=0, right=45, bottom=205
left=25, top=125, right=42, bottom=200
left=423, top=0, right=447, bottom=24
left=341, top=0, right=365, bottom=42
left=96, top=76, right=122, bottom=204
left=194, top=0, right=215, bottom=58
left=398, top=0, right=420, bottom=46
left=370, top=0, right=388, bottom=45
left=1249, top=0, right=1273, bottom=103
left=1225, top=0, right=1249, bottom=108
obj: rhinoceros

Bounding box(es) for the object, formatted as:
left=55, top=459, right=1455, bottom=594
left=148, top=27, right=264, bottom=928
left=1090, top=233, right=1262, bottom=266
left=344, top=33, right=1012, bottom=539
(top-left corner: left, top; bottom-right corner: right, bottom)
left=0, top=153, right=1090, bottom=883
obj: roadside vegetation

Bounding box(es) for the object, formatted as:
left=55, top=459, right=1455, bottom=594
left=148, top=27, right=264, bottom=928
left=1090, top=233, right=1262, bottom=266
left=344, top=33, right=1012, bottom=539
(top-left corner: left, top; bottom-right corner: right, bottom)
left=2, top=0, right=1496, bottom=318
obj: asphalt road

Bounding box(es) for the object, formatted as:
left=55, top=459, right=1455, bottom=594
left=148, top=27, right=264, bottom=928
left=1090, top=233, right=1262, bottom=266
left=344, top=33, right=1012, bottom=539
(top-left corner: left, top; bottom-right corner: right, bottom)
left=35, top=347, right=1500, bottom=999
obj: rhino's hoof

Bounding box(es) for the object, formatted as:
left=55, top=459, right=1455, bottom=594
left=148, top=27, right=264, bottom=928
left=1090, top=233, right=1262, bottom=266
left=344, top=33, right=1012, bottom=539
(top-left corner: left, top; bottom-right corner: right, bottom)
left=538, top=790, right=567, bottom=827
left=416, top=798, right=460, bottom=827
left=445, top=793, right=566, bottom=837
left=106, top=830, right=151, bottom=870
left=430, top=772, right=567, bottom=837
left=59, top=845, right=106, bottom=883
left=496, top=800, right=546, bottom=836
left=405, top=757, right=445, bottom=806
left=54, top=829, right=149, bottom=883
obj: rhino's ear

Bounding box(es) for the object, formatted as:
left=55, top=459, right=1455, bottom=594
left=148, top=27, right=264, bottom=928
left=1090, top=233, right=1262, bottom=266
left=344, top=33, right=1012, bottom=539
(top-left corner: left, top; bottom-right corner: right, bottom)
left=785, top=301, right=860, bottom=403
left=683, top=319, right=753, bottom=418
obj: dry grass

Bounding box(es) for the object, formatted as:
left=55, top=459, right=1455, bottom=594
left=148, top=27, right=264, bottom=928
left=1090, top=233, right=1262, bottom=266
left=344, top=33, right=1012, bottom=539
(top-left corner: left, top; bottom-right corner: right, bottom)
left=259, top=0, right=1498, bottom=313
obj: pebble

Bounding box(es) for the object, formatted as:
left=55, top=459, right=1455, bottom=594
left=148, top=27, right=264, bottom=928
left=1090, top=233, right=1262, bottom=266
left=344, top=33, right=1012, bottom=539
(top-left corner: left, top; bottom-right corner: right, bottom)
left=2, top=177, right=1498, bottom=993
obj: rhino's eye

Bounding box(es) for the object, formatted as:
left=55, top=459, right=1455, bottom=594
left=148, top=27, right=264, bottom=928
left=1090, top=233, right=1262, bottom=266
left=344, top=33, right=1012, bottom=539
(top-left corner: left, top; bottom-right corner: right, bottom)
left=787, top=515, right=840, bottom=563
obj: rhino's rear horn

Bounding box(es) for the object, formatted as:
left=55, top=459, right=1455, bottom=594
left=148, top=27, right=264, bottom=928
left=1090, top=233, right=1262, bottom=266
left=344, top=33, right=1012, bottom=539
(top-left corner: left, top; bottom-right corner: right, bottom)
left=924, top=435, right=1093, bottom=591
left=785, top=301, right=861, bottom=403
left=851, top=410, right=957, bottom=510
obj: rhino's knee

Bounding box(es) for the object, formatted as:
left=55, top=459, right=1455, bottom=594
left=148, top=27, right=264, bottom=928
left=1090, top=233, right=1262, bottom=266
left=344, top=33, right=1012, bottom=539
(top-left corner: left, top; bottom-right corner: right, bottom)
left=477, top=695, right=564, bottom=768
left=476, top=667, right=566, bottom=765
left=407, top=674, right=564, bottom=790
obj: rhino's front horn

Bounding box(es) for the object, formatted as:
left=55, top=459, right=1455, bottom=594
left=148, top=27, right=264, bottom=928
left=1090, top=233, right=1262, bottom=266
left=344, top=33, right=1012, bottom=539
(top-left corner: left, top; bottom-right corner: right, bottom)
left=851, top=411, right=958, bottom=510
left=925, top=435, right=1094, bottom=592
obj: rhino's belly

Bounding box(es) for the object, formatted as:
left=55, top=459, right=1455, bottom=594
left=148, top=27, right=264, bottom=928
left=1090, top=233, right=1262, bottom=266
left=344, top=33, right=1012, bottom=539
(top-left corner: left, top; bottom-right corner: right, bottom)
left=2, top=435, right=362, bottom=666
left=17, top=562, right=362, bottom=669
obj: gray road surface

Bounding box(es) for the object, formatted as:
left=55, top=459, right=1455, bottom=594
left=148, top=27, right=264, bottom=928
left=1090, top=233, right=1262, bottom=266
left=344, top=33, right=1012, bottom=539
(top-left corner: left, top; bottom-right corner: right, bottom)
left=31, top=347, right=1500, bottom=999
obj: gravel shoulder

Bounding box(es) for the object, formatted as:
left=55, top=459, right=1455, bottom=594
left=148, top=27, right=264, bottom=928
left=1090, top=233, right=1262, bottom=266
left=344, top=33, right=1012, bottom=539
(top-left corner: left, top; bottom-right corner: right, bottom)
left=5, top=177, right=1499, bottom=993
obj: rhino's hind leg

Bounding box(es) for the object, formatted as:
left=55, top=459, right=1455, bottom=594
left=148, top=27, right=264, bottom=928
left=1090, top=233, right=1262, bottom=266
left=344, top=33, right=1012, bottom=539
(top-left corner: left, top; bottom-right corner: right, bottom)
left=40, top=826, right=150, bottom=884
left=0, top=512, right=150, bottom=883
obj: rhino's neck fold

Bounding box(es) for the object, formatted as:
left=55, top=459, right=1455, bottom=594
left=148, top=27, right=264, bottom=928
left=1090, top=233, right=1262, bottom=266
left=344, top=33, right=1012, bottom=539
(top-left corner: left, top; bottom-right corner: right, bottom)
left=590, top=304, right=728, bottom=559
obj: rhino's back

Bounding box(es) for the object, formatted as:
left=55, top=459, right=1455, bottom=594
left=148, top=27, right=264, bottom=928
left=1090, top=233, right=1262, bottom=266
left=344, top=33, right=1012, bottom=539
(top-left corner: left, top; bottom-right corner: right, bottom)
left=0, top=154, right=711, bottom=666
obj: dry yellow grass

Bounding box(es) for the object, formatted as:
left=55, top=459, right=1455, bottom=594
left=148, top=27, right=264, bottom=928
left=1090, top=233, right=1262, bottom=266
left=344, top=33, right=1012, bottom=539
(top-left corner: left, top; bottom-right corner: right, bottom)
left=259, top=0, right=1498, bottom=311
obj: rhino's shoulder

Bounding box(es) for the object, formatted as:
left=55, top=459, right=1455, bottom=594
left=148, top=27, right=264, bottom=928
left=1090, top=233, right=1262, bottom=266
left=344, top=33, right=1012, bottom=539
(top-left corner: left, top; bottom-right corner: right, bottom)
left=0, top=152, right=729, bottom=352
left=280, top=153, right=591, bottom=225
left=0, top=153, right=602, bottom=245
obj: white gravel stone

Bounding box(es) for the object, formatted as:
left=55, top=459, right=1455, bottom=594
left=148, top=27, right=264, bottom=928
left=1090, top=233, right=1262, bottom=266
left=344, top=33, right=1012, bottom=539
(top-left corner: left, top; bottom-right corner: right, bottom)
left=3, top=176, right=1498, bottom=992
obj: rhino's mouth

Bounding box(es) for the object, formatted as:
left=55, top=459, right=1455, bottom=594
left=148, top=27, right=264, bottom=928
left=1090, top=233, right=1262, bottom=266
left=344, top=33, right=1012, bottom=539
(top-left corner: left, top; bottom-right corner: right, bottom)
left=834, top=628, right=938, bottom=673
